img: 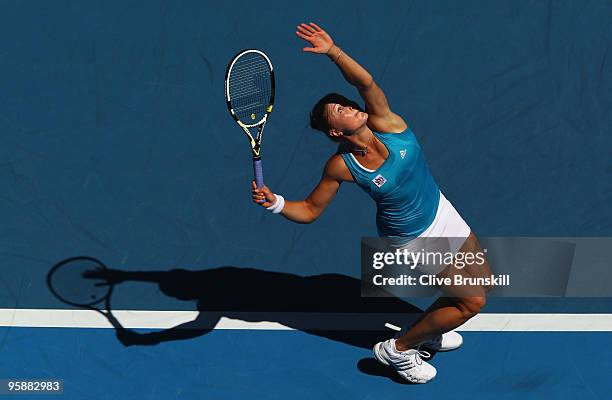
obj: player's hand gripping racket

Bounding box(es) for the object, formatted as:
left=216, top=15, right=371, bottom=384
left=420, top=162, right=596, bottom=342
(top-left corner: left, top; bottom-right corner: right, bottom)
left=224, top=49, right=275, bottom=188
left=47, top=256, right=123, bottom=329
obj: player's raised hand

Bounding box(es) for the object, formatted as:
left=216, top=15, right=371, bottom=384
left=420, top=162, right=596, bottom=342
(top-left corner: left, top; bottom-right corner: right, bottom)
left=295, top=22, right=334, bottom=54
left=252, top=181, right=277, bottom=208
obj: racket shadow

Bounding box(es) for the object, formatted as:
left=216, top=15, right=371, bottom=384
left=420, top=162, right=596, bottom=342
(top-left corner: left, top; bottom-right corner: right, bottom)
left=45, top=265, right=424, bottom=349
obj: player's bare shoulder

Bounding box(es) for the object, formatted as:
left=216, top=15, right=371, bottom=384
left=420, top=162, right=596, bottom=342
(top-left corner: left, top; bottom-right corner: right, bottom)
left=324, top=154, right=354, bottom=182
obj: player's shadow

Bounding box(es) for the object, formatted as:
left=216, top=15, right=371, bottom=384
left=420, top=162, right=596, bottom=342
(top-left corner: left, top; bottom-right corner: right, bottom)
left=357, top=358, right=413, bottom=385
left=81, top=266, right=425, bottom=351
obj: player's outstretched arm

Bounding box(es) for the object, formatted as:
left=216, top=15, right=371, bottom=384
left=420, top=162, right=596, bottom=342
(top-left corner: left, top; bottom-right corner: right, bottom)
left=296, top=22, right=407, bottom=132
left=251, top=156, right=345, bottom=224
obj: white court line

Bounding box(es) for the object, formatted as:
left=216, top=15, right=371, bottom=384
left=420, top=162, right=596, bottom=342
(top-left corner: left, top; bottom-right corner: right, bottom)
left=1, top=309, right=612, bottom=331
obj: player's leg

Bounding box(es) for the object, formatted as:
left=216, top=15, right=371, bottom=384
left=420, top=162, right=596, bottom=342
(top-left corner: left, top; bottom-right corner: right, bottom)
left=393, top=295, right=485, bottom=351
left=394, top=233, right=488, bottom=350
left=372, top=234, right=487, bottom=383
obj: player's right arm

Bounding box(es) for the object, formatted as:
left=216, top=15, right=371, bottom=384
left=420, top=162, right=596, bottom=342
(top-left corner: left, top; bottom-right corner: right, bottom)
left=296, top=22, right=407, bottom=133
left=251, top=155, right=350, bottom=224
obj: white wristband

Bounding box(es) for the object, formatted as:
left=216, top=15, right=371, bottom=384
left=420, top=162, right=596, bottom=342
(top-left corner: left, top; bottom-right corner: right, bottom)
left=266, top=194, right=285, bottom=214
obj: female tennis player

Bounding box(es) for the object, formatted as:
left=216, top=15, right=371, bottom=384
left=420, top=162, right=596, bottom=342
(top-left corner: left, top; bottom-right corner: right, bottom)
left=252, top=22, right=490, bottom=384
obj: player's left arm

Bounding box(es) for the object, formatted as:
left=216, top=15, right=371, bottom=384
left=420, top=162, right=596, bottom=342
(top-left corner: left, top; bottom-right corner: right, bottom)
left=296, top=22, right=407, bottom=133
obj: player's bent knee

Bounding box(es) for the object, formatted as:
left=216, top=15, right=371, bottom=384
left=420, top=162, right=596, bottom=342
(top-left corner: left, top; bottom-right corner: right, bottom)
left=456, top=296, right=486, bottom=319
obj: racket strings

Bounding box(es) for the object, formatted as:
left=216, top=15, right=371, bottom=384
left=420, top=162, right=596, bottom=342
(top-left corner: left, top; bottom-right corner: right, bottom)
left=228, top=54, right=272, bottom=122
left=230, top=71, right=271, bottom=99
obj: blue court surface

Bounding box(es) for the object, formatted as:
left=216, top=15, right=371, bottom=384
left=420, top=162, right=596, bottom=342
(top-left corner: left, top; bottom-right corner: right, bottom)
left=0, top=328, right=611, bottom=399
left=1, top=1, right=611, bottom=399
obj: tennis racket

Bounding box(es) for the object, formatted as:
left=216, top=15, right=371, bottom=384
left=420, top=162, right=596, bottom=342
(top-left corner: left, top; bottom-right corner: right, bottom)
left=224, top=49, right=275, bottom=188
left=47, top=256, right=121, bottom=327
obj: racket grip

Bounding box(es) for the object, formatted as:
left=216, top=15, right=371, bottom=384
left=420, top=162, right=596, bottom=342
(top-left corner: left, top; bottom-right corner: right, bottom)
left=253, top=158, right=264, bottom=188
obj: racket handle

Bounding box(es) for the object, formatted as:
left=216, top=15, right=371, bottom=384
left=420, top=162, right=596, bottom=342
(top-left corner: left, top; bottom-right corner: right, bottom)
left=253, top=158, right=264, bottom=188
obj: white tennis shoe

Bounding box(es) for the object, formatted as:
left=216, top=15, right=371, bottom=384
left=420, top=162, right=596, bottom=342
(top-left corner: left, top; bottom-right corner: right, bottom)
left=373, top=339, right=437, bottom=384
left=420, top=331, right=463, bottom=352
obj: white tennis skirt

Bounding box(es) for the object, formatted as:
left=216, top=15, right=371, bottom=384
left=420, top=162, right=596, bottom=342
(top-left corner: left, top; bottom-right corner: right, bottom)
left=392, top=191, right=471, bottom=274
left=417, top=191, right=471, bottom=253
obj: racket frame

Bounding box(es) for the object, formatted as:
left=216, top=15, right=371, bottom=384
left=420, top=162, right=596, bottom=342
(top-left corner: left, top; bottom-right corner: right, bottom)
left=224, top=49, right=275, bottom=188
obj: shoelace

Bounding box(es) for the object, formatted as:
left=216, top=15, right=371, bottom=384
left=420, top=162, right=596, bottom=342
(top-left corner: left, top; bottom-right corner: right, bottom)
left=395, top=348, right=432, bottom=368
left=413, top=350, right=431, bottom=365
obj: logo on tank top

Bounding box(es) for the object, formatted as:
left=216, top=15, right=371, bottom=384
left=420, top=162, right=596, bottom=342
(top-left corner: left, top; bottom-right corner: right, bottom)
left=372, top=174, right=387, bottom=188
left=400, top=149, right=407, bottom=159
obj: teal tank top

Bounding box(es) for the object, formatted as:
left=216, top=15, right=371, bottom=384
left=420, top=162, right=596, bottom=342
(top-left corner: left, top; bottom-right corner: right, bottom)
left=340, top=128, right=440, bottom=238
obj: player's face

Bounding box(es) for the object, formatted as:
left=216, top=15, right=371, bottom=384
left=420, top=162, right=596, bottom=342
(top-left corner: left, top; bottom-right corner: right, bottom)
left=325, top=103, right=368, bottom=136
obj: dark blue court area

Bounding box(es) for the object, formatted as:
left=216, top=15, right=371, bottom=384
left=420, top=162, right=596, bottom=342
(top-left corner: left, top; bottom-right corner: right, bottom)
left=1, top=1, right=611, bottom=399
left=1, top=329, right=611, bottom=399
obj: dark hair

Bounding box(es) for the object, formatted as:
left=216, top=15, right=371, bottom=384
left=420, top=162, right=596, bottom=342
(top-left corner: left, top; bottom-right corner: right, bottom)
left=309, top=93, right=363, bottom=140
